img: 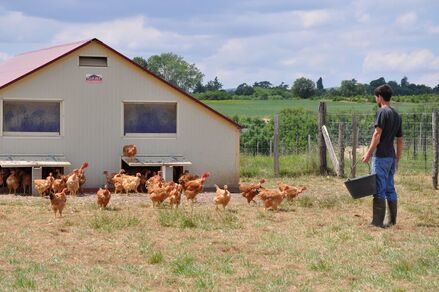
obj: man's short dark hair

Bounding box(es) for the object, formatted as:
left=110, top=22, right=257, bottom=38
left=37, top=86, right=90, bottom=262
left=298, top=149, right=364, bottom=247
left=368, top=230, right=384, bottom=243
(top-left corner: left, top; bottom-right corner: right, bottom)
left=374, top=84, right=393, bottom=101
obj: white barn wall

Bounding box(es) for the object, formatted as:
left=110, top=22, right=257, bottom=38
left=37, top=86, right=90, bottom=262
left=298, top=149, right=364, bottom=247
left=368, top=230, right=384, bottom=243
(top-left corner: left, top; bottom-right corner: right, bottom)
left=0, top=42, right=240, bottom=188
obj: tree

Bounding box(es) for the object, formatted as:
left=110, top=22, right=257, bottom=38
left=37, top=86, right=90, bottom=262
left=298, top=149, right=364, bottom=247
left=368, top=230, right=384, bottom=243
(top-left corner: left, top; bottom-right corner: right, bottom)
left=235, top=83, right=255, bottom=96
left=292, top=77, right=315, bottom=99
left=369, top=77, right=386, bottom=93
left=316, top=77, right=324, bottom=91
left=434, top=84, right=439, bottom=94
left=205, top=76, right=223, bottom=91
left=193, top=81, right=205, bottom=93
left=132, top=56, right=148, bottom=69
left=340, top=79, right=358, bottom=97
left=146, top=52, right=204, bottom=92
left=253, top=81, right=272, bottom=88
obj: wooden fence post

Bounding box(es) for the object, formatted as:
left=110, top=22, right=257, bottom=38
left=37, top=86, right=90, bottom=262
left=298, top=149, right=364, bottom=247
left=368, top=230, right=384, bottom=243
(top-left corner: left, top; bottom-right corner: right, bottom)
left=274, top=114, right=279, bottom=177
left=413, top=114, right=417, bottom=159
left=432, top=111, right=438, bottom=189
left=319, top=102, right=327, bottom=175
left=338, top=122, right=345, bottom=177
left=351, top=114, right=358, bottom=178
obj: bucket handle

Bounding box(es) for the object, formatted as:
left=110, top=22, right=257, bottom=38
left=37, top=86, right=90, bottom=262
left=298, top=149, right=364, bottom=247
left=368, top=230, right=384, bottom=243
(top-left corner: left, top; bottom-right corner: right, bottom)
left=349, top=159, right=372, bottom=178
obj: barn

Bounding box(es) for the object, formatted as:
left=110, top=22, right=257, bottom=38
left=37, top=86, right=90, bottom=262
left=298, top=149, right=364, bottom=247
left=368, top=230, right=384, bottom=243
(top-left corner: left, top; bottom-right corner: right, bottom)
left=0, top=38, right=240, bottom=194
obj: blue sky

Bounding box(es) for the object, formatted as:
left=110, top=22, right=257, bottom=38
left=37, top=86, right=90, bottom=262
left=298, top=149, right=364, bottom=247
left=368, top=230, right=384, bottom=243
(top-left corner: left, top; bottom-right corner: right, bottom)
left=1, top=0, right=438, bottom=89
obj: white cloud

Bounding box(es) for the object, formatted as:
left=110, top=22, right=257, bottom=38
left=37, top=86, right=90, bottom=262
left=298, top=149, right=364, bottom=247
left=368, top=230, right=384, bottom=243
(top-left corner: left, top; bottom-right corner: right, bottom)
left=395, top=12, right=417, bottom=27
left=52, top=16, right=209, bottom=54
left=363, top=49, right=439, bottom=72
left=415, top=72, right=439, bottom=87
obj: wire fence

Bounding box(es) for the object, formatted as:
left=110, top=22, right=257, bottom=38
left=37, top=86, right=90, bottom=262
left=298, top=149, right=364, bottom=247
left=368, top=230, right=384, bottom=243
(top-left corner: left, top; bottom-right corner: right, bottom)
left=240, top=111, right=435, bottom=176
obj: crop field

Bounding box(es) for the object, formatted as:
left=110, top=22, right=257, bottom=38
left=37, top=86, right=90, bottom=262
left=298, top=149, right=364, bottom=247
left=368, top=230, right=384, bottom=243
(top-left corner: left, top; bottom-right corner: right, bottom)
left=1, top=174, right=438, bottom=291
left=203, top=99, right=425, bottom=118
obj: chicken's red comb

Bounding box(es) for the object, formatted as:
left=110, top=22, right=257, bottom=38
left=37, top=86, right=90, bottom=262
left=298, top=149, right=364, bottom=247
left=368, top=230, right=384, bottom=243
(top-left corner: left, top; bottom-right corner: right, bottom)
left=81, top=162, right=89, bottom=169
left=202, top=172, right=210, bottom=177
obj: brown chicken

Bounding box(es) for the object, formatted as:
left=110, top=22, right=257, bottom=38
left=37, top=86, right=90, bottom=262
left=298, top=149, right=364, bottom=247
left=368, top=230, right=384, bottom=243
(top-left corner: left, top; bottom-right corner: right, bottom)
left=96, top=185, right=111, bottom=209
left=34, top=174, right=54, bottom=197
left=168, top=184, right=183, bottom=208
left=49, top=188, right=68, bottom=218
left=214, top=184, right=231, bottom=210
left=122, top=172, right=141, bottom=195
left=6, top=170, right=20, bottom=195
left=21, top=173, right=32, bottom=194
left=149, top=182, right=170, bottom=207
left=184, top=172, right=210, bottom=204
left=178, top=170, right=199, bottom=190
left=278, top=182, right=307, bottom=200
left=123, top=144, right=137, bottom=162
left=52, top=176, right=68, bottom=194
left=240, top=178, right=265, bottom=204
left=66, top=169, right=80, bottom=196
left=259, top=187, right=289, bottom=211
left=146, top=171, right=164, bottom=193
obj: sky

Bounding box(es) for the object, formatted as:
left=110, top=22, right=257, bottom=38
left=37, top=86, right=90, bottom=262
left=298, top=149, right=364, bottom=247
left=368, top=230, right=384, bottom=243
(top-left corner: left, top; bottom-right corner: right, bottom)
left=0, top=0, right=438, bottom=89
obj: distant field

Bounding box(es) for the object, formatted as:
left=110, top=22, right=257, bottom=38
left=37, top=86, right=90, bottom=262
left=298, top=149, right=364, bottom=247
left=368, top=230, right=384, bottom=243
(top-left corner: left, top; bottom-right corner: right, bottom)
left=202, top=99, right=425, bottom=118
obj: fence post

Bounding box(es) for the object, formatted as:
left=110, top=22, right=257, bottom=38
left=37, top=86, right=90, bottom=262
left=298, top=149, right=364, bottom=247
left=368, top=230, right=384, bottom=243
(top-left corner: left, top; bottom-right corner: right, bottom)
left=319, top=102, right=327, bottom=175
left=351, top=114, right=358, bottom=177
left=413, top=114, right=417, bottom=159
left=432, top=111, right=438, bottom=189
left=338, top=122, right=345, bottom=177
left=274, top=114, right=279, bottom=177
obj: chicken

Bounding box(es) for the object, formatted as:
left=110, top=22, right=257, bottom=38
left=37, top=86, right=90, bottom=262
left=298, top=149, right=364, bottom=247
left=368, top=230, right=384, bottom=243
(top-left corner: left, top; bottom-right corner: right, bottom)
left=121, top=172, right=141, bottom=195
left=149, top=182, right=171, bottom=207
left=214, top=184, right=231, bottom=210
left=52, top=176, right=67, bottom=194
left=6, top=170, right=20, bottom=195
left=49, top=188, right=68, bottom=218
left=259, top=187, right=289, bottom=211
left=178, top=170, right=199, bottom=190
left=146, top=171, right=164, bottom=193
left=0, top=168, right=9, bottom=188
left=77, top=162, right=89, bottom=194
left=277, top=182, right=307, bottom=200
left=123, top=144, right=137, bottom=162
left=21, top=173, right=32, bottom=195
left=240, top=179, right=265, bottom=204
left=184, top=172, right=210, bottom=204
left=96, top=185, right=111, bottom=209
left=66, top=169, right=80, bottom=196
left=34, top=174, right=54, bottom=197
left=168, top=184, right=183, bottom=208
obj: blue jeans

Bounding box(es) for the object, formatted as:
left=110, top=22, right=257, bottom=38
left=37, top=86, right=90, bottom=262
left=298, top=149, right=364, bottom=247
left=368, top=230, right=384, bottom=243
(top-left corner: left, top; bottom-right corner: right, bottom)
left=371, top=157, right=398, bottom=201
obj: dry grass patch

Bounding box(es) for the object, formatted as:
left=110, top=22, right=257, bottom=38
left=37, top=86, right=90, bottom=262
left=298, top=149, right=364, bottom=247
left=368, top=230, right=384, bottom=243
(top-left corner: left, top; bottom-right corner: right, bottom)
left=0, top=174, right=438, bottom=290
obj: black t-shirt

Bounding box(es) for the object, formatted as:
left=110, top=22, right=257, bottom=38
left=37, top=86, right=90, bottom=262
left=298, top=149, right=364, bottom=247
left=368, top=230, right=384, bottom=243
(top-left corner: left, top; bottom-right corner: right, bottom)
left=374, top=106, right=403, bottom=158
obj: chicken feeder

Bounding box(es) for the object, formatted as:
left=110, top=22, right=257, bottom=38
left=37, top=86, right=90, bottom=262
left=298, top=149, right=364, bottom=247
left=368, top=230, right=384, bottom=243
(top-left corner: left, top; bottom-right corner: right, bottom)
left=344, top=161, right=376, bottom=199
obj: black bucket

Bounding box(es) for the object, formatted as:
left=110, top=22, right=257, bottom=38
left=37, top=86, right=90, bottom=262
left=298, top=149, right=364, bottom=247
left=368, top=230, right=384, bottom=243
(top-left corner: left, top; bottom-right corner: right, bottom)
left=344, top=162, right=376, bottom=199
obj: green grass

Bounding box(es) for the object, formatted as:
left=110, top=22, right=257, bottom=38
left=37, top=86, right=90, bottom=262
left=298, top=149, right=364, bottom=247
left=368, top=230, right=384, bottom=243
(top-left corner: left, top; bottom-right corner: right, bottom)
left=203, top=99, right=425, bottom=118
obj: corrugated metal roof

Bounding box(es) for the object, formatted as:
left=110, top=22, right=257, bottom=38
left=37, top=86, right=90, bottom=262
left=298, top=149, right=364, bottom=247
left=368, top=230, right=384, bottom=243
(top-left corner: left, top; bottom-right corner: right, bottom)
left=122, top=155, right=192, bottom=167
left=0, top=39, right=91, bottom=90
left=0, top=154, right=71, bottom=167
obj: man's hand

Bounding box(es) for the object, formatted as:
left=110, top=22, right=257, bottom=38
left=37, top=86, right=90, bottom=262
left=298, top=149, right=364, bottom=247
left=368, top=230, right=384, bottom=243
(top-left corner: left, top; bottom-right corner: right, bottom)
left=362, top=152, right=371, bottom=163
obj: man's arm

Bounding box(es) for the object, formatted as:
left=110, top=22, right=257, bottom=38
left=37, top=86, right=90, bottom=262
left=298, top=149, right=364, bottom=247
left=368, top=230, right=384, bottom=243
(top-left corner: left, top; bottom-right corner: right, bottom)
left=362, top=127, right=382, bottom=163
left=396, top=136, right=403, bottom=162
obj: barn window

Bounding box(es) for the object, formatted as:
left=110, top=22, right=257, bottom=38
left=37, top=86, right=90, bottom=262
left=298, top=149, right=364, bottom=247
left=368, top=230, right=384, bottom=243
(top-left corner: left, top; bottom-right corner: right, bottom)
left=123, top=102, right=177, bottom=135
left=2, top=100, right=61, bottom=136
left=79, top=56, right=108, bottom=67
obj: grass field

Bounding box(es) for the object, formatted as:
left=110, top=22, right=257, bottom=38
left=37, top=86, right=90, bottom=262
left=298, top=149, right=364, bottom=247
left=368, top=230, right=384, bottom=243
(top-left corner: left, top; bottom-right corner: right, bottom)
left=1, top=174, right=438, bottom=291
left=202, top=99, right=425, bottom=118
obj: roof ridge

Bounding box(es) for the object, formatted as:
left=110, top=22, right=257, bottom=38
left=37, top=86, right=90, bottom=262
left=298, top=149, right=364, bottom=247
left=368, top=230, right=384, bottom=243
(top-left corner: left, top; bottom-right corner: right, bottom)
left=16, top=39, right=92, bottom=57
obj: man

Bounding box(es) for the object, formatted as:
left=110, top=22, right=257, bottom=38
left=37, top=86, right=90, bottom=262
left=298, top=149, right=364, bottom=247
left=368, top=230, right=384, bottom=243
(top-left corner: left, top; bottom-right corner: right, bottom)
left=362, top=84, right=403, bottom=228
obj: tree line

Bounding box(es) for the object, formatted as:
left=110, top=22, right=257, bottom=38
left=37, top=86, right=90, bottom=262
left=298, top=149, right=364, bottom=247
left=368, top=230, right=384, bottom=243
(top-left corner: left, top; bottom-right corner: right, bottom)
left=133, top=53, right=439, bottom=101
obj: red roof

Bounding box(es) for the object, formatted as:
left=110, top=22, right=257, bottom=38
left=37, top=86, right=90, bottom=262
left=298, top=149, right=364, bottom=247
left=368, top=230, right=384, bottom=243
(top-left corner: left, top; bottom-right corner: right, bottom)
left=0, top=39, right=91, bottom=90
left=0, top=38, right=241, bottom=129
